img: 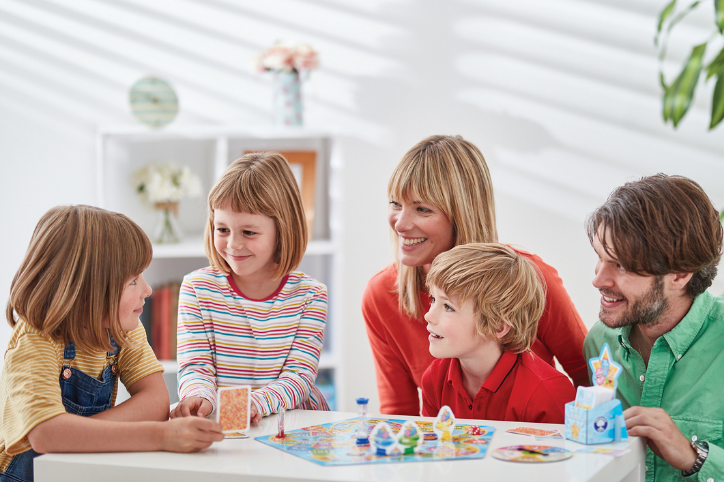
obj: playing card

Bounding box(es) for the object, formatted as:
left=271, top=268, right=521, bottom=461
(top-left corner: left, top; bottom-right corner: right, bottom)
left=217, top=386, right=251, bottom=434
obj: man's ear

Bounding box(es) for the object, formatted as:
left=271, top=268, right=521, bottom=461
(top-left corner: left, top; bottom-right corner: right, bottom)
left=667, top=272, right=693, bottom=292
left=496, top=321, right=511, bottom=340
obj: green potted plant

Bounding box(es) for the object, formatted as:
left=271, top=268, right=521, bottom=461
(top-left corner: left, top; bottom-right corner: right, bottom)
left=657, top=0, right=724, bottom=128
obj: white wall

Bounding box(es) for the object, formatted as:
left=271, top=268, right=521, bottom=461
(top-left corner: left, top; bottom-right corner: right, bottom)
left=2, top=0, right=724, bottom=414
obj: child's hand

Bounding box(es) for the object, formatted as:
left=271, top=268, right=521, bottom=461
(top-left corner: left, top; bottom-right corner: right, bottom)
left=170, top=396, right=213, bottom=419
left=161, top=417, right=224, bottom=453
left=250, top=403, right=262, bottom=424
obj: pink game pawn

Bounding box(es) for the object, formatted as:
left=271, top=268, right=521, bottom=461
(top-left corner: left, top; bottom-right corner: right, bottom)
left=277, top=407, right=286, bottom=439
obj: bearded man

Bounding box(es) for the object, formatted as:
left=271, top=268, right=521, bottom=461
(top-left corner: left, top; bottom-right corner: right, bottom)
left=584, top=174, right=724, bottom=481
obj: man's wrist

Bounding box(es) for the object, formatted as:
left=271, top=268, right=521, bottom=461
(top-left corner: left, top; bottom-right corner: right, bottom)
left=682, top=439, right=709, bottom=477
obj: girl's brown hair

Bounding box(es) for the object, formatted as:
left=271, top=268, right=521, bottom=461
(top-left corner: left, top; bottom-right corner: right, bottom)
left=388, top=135, right=498, bottom=318
left=426, top=243, right=546, bottom=353
left=6, top=205, right=152, bottom=352
left=204, top=152, right=307, bottom=279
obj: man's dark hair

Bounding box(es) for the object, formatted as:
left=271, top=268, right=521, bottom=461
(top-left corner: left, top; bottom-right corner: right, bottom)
left=587, top=174, right=723, bottom=298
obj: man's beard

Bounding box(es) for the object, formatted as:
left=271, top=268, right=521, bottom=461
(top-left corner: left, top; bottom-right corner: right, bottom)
left=600, top=276, right=667, bottom=328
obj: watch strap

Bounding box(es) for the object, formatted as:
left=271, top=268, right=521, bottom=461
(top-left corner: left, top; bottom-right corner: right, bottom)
left=682, top=440, right=708, bottom=477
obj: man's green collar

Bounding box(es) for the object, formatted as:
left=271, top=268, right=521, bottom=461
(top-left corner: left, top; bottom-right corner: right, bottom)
left=613, top=291, right=713, bottom=361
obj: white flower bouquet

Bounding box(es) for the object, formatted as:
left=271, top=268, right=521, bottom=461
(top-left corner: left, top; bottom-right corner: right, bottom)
left=133, top=163, right=202, bottom=204
left=133, top=163, right=202, bottom=244
left=254, top=42, right=319, bottom=73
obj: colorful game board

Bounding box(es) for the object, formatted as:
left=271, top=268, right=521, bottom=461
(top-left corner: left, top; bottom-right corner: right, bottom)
left=255, top=417, right=495, bottom=466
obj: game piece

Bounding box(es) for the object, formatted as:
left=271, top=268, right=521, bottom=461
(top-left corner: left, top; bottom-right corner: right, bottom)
left=534, top=432, right=563, bottom=440
left=255, top=416, right=495, bottom=466
left=507, top=427, right=560, bottom=438
left=565, top=344, right=629, bottom=445
left=355, top=397, right=369, bottom=445
left=217, top=386, right=251, bottom=434
left=276, top=406, right=286, bottom=439
left=369, top=422, right=398, bottom=456
left=433, top=405, right=456, bottom=442
left=467, top=426, right=483, bottom=436
left=396, top=421, right=423, bottom=455
left=492, top=445, right=573, bottom=463
left=588, top=343, right=622, bottom=393
left=574, top=447, right=630, bottom=457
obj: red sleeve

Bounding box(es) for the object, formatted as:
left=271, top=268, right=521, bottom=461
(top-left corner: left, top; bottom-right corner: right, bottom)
left=525, top=376, right=575, bottom=424
left=524, top=252, right=590, bottom=388
left=361, top=273, right=421, bottom=416
left=420, top=365, right=439, bottom=417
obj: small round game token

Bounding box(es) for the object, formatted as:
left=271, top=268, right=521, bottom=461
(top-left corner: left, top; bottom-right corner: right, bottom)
left=492, top=445, right=572, bottom=463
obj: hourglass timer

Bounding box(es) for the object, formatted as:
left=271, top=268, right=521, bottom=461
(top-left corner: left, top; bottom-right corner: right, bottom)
left=355, top=397, right=370, bottom=445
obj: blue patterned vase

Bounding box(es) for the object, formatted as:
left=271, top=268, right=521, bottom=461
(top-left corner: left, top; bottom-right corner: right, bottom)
left=274, top=71, right=303, bottom=126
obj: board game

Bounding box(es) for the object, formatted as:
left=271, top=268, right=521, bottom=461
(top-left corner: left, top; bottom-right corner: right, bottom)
left=255, top=417, right=495, bottom=466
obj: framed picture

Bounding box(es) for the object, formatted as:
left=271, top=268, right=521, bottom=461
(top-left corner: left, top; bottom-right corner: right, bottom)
left=245, top=150, right=317, bottom=241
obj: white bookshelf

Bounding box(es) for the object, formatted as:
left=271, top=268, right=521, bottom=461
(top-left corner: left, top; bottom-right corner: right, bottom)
left=97, top=126, right=343, bottom=409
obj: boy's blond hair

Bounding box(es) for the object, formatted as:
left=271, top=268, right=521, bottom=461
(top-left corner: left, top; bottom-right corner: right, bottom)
left=426, top=243, right=546, bottom=353
left=388, top=135, right=498, bottom=319
left=5, top=205, right=152, bottom=352
left=204, top=152, right=307, bottom=279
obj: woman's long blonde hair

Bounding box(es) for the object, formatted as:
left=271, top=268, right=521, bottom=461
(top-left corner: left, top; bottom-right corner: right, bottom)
left=6, top=205, right=152, bottom=352
left=388, top=135, right=498, bottom=318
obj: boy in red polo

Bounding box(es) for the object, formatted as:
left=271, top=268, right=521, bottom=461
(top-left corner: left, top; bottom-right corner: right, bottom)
left=421, top=243, right=575, bottom=423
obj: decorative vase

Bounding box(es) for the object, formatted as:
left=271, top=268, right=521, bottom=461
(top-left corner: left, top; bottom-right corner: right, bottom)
left=153, top=202, right=182, bottom=244
left=273, top=71, right=302, bottom=126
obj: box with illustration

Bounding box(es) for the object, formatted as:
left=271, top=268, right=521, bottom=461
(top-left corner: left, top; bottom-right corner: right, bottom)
left=564, top=344, right=629, bottom=444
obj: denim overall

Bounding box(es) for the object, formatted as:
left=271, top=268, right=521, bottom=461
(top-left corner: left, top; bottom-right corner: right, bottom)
left=0, top=336, right=119, bottom=482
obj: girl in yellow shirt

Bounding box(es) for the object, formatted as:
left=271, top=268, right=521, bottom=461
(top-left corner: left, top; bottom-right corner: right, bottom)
left=0, top=205, right=224, bottom=482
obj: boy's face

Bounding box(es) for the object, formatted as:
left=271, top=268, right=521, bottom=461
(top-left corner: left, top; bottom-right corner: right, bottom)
left=424, top=285, right=498, bottom=361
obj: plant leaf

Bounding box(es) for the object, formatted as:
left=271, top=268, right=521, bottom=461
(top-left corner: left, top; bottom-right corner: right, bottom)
left=708, top=47, right=724, bottom=79
left=656, top=0, right=678, bottom=45
left=716, top=0, right=724, bottom=32
left=657, top=1, right=701, bottom=62
left=711, top=74, right=724, bottom=129
left=664, top=42, right=707, bottom=127
left=662, top=73, right=673, bottom=122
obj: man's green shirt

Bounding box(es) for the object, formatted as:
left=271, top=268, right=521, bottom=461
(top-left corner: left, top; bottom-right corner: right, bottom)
left=584, top=290, right=724, bottom=482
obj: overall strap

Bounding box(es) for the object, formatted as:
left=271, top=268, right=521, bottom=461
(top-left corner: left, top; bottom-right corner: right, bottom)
left=63, top=340, right=76, bottom=360
left=107, top=334, right=120, bottom=357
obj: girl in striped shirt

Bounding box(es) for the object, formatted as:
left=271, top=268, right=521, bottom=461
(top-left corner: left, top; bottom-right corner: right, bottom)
left=170, top=152, right=329, bottom=423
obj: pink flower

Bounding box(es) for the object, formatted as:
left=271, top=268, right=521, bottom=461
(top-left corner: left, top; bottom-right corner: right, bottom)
left=292, top=43, right=319, bottom=71
left=255, top=42, right=319, bottom=74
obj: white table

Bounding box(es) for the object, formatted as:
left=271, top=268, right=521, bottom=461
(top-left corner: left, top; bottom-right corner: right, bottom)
left=35, top=410, right=645, bottom=482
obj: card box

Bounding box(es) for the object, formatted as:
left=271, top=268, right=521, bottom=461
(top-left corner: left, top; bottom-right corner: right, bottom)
left=564, top=399, right=628, bottom=445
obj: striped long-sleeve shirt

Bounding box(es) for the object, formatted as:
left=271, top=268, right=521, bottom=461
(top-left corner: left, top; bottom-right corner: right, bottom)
left=177, top=267, right=329, bottom=416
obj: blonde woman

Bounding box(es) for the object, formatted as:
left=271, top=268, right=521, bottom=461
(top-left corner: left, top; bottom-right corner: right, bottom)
left=362, top=135, right=588, bottom=416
